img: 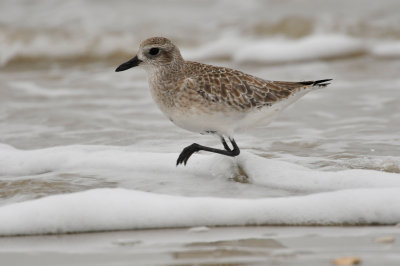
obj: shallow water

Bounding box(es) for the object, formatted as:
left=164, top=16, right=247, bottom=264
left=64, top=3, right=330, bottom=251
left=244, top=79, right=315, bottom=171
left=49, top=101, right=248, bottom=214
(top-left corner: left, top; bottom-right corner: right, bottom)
left=2, top=226, right=400, bottom=266
left=0, top=0, right=400, bottom=234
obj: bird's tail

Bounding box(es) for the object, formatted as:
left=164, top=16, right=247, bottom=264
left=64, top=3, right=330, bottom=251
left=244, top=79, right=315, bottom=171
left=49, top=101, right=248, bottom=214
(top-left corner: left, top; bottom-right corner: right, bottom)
left=271, top=79, right=332, bottom=93
left=299, top=79, right=332, bottom=88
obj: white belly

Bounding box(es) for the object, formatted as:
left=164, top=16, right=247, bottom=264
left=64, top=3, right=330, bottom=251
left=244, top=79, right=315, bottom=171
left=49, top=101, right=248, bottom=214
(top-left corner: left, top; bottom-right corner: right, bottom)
left=163, top=88, right=311, bottom=137
left=167, top=105, right=282, bottom=137
left=169, top=111, right=240, bottom=136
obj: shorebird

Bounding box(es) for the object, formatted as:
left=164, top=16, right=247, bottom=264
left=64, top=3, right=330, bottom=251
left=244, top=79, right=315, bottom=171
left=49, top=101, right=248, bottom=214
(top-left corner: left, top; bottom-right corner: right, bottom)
left=116, top=37, right=331, bottom=166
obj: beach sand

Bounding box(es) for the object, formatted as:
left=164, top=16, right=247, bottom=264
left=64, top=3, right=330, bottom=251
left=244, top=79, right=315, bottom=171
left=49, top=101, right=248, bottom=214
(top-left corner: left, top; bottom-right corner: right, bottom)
left=1, top=226, right=400, bottom=265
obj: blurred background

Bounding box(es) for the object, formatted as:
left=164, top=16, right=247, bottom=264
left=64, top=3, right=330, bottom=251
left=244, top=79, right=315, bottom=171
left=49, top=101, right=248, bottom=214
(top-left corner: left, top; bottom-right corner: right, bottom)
left=0, top=0, right=400, bottom=202
left=1, top=0, right=400, bottom=67
left=0, top=0, right=400, bottom=68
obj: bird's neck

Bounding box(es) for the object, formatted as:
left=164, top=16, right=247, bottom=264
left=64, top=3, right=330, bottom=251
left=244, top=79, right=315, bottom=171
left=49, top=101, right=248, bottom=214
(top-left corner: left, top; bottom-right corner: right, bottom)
left=146, top=62, right=185, bottom=112
left=148, top=61, right=186, bottom=87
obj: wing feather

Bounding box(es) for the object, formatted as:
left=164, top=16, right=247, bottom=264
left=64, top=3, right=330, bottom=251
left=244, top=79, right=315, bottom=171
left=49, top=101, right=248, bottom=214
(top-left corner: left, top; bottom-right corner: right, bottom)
left=183, top=62, right=331, bottom=111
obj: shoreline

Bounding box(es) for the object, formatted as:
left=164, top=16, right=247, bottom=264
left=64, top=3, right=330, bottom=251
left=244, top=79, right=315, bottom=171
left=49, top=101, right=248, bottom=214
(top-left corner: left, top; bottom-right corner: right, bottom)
left=1, top=226, right=399, bottom=265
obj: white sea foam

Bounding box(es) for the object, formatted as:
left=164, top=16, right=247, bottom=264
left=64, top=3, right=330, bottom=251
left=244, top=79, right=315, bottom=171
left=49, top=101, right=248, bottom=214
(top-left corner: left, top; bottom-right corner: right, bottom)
left=0, top=187, right=399, bottom=236
left=182, top=32, right=248, bottom=61
left=234, top=35, right=366, bottom=64
left=0, top=31, right=139, bottom=66
left=371, top=42, right=400, bottom=58
left=0, top=145, right=400, bottom=235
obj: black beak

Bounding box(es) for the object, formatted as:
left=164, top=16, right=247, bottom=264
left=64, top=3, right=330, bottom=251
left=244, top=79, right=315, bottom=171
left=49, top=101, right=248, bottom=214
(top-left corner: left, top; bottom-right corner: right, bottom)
left=115, top=56, right=142, bottom=72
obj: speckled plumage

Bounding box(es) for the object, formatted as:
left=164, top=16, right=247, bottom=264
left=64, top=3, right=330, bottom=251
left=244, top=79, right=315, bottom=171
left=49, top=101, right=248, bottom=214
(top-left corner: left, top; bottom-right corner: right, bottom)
left=116, top=37, right=331, bottom=165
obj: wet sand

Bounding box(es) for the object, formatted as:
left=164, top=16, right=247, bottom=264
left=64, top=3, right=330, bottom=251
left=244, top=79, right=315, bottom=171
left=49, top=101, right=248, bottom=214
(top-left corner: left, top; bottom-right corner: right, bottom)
left=1, top=226, right=399, bottom=265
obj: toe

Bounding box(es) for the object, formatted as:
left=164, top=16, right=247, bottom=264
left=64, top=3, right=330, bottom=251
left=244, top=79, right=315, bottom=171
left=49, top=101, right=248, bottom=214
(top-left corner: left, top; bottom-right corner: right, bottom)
left=176, top=143, right=200, bottom=166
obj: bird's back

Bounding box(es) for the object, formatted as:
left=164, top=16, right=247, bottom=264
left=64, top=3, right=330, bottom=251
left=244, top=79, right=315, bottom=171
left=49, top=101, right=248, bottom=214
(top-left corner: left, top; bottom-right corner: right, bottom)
left=182, top=61, right=330, bottom=112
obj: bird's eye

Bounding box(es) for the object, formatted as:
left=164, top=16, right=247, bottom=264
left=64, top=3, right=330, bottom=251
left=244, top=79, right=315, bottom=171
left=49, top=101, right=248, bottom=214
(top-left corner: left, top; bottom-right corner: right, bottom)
left=149, top=48, right=160, bottom=55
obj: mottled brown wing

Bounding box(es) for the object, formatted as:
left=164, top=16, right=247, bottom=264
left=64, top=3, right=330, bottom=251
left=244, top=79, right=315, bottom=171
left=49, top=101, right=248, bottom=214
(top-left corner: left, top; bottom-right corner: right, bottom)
left=189, top=65, right=330, bottom=111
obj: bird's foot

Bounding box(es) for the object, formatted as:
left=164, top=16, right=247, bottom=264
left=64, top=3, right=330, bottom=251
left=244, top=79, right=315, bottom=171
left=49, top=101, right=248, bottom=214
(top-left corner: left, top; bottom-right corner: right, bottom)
left=176, top=143, right=201, bottom=166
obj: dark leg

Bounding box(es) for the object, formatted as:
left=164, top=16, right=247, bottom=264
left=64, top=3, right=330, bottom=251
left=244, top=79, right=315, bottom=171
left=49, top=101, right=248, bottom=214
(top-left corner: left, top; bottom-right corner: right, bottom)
left=176, top=137, right=240, bottom=166
left=221, top=137, right=232, bottom=151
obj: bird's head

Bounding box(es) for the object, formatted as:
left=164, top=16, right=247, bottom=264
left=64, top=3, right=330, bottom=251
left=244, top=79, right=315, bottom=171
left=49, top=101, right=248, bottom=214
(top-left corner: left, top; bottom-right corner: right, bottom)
left=115, top=37, right=183, bottom=72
